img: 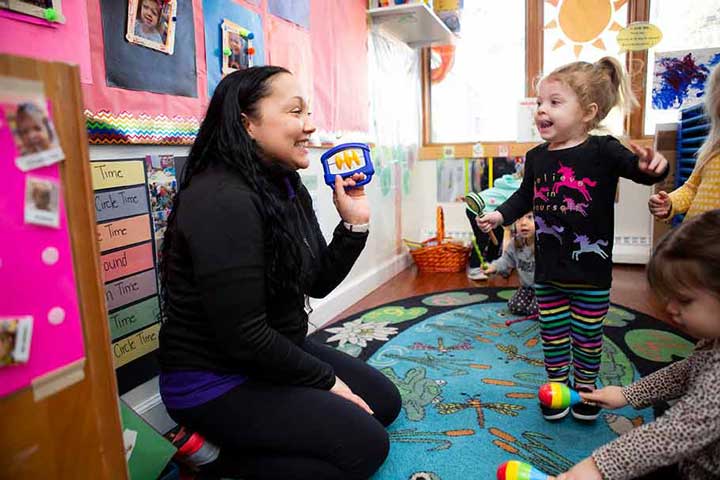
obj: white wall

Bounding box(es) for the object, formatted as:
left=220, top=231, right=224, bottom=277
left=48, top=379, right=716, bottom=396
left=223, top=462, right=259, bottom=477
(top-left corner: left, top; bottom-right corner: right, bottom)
left=304, top=149, right=410, bottom=331
left=402, top=159, right=474, bottom=242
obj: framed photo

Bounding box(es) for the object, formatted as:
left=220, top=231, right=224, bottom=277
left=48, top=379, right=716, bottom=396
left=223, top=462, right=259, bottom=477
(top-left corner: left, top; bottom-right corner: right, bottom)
left=25, top=175, right=60, bottom=228
left=126, top=0, right=177, bottom=55
left=0, top=76, right=64, bottom=172
left=0, top=316, right=33, bottom=367
left=1, top=0, right=65, bottom=23
left=222, top=19, right=255, bottom=75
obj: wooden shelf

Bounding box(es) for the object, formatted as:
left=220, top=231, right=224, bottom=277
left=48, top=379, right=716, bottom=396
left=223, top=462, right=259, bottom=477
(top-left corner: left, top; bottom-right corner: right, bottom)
left=368, top=3, right=455, bottom=48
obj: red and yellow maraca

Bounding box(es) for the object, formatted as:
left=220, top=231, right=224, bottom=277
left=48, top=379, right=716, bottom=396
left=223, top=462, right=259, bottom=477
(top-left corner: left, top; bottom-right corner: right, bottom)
left=497, top=460, right=551, bottom=480
left=537, top=382, right=583, bottom=409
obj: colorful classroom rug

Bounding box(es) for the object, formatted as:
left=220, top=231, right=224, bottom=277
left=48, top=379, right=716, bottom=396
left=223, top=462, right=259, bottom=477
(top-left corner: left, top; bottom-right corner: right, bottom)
left=310, top=288, right=695, bottom=480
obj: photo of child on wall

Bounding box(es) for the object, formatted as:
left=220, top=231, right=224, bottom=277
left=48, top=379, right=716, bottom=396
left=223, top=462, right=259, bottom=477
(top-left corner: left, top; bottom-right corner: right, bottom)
left=0, top=77, right=65, bottom=172
left=1, top=0, right=65, bottom=23
left=126, top=0, right=177, bottom=54
left=227, top=31, right=248, bottom=71
left=0, top=316, right=33, bottom=367
left=24, top=176, right=60, bottom=228
left=222, top=19, right=254, bottom=75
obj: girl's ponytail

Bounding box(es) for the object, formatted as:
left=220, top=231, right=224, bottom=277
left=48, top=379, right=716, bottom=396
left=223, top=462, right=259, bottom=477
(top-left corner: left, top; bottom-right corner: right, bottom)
left=594, top=56, right=638, bottom=117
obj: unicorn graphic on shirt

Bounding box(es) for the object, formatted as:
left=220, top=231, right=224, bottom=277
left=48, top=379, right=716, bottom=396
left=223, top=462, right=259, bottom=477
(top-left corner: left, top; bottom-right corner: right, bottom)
left=535, top=217, right=564, bottom=243
left=562, top=197, right=589, bottom=216
left=534, top=185, right=550, bottom=202
left=552, top=162, right=597, bottom=202
left=572, top=234, right=608, bottom=260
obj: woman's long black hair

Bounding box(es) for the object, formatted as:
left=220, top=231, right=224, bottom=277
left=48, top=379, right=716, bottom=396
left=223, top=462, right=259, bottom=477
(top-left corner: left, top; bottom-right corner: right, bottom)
left=160, top=66, right=303, bottom=313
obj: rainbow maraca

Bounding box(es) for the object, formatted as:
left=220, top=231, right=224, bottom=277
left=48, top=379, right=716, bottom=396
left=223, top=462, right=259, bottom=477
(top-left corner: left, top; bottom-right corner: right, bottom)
left=497, top=460, right=551, bottom=480
left=537, top=382, right=583, bottom=409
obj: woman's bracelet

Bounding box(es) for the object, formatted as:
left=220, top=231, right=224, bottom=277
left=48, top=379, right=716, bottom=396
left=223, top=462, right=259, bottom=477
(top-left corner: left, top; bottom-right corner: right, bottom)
left=343, top=222, right=369, bottom=233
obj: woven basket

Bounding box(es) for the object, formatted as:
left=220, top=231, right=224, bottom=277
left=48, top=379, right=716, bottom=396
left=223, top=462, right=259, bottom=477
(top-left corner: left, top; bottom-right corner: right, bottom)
left=405, top=207, right=470, bottom=273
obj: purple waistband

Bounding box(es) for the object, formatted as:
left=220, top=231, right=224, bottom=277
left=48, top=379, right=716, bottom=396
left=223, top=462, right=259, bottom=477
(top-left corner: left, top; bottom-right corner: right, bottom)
left=160, top=370, right=247, bottom=410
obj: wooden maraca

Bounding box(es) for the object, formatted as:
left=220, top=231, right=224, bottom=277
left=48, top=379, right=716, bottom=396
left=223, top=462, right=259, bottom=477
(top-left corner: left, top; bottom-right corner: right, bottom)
left=537, top=382, right=583, bottom=409
left=464, top=192, right=499, bottom=246
left=497, top=460, right=551, bottom=480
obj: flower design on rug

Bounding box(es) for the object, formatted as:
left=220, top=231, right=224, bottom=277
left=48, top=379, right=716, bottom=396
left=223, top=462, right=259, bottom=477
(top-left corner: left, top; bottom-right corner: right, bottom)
left=325, top=319, right=399, bottom=348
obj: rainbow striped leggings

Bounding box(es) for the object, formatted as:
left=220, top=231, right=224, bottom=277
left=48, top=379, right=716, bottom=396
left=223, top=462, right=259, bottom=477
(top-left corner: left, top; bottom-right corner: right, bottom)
left=535, top=282, right=610, bottom=388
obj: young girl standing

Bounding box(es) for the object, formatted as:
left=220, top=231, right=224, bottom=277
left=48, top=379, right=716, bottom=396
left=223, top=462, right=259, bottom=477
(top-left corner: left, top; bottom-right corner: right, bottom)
left=478, top=57, right=668, bottom=421
left=648, top=65, right=720, bottom=222
left=555, top=209, right=720, bottom=480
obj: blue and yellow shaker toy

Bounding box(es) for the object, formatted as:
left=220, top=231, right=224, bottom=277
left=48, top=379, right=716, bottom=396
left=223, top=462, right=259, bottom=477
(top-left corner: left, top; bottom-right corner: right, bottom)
left=320, top=143, right=374, bottom=188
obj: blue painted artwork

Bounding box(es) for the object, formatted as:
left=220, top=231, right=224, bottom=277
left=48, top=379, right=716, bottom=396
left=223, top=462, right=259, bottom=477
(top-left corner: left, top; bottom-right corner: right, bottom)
left=652, top=47, right=720, bottom=110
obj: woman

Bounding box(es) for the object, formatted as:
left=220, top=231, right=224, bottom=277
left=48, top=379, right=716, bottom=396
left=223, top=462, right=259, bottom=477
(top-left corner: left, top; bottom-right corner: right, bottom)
left=159, top=66, right=401, bottom=479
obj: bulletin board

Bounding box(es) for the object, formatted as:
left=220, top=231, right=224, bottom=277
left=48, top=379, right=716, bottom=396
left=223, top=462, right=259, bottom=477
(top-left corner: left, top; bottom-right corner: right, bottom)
left=0, top=76, right=85, bottom=399
left=100, top=0, right=198, bottom=97
left=267, top=15, right=312, bottom=102
left=0, top=55, right=127, bottom=479
left=0, top=0, right=93, bottom=84
left=309, top=0, right=369, bottom=134
left=268, top=0, right=310, bottom=29
left=2, top=0, right=370, bottom=143
left=82, top=0, right=208, bottom=145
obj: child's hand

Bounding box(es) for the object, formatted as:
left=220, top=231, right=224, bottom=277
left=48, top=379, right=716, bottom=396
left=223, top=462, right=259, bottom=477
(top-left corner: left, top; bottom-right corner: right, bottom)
left=554, top=457, right=603, bottom=480
left=579, top=386, right=628, bottom=410
left=482, top=264, right=496, bottom=275
left=648, top=191, right=672, bottom=219
left=476, top=211, right=503, bottom=233
left=631, top=143, right=668, bottom=177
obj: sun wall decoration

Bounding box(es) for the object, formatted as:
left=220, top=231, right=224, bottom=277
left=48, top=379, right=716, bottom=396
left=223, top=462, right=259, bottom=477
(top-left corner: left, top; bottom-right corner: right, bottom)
left=545, top=0, right=628, bottom=59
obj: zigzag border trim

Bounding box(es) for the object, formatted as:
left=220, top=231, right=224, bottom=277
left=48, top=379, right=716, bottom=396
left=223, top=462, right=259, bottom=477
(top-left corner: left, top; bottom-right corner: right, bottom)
left=85, top=110, right=200, bottom=145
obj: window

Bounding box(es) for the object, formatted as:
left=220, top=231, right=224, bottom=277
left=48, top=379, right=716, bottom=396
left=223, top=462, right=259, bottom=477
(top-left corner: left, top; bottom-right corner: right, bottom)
left=644, top=0, right=720, bottom=135
left=421, top=0, right=720, bottom=151
left=429, top=0, right=526, bottom=143
left=543, top=0, right=629, bottom=135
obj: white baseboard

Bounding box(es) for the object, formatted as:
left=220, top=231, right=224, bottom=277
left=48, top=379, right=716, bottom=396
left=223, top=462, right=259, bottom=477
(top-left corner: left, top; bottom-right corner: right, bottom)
left=308, top=252, right=412, bottom=333
left=612, top=244, right=650, bottom=264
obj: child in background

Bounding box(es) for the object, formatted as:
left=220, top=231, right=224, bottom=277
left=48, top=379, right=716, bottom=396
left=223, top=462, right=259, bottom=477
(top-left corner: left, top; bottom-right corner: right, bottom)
left=555, top=209, right=720, bottom=480
left=465, top=173, right=522, bottom=280
left=649, top=65, right=720, bottom=222
left=134, top=0, right=164, bottom=44
left=482, top=212, right=537, bottom=316
left=15, top=103, right=53, bottom=154
left=465, top=206, right=503, bottom=281
left=478, top=57, right=668, bottom=422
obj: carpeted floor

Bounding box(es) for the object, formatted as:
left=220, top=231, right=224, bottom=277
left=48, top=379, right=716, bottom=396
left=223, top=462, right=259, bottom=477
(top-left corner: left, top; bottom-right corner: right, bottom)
left=310, top=288, right=695, bottom=480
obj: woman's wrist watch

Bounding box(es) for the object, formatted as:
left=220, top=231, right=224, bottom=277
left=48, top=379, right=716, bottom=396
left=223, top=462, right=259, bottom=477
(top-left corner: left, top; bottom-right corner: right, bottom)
left=343, top=221, right=370, bottom=233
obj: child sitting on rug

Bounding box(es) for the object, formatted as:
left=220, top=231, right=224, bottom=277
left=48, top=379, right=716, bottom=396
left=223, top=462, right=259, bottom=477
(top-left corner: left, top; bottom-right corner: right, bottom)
left=554, top=209, right=720, bottom=480
left=481, top=211, right=537, bottom=316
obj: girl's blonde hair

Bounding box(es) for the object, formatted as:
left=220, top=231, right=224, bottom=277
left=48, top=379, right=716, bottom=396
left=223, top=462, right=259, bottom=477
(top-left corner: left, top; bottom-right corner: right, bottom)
left=695, top=65, right=720, bottom=173
left=647, top=209, right=720, bottom=304
left=544, top=56, right=638, bottom=131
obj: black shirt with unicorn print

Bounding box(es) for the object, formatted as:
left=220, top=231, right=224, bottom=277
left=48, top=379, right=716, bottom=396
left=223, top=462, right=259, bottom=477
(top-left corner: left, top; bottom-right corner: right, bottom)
left=497, top=135, right=667, bottom=288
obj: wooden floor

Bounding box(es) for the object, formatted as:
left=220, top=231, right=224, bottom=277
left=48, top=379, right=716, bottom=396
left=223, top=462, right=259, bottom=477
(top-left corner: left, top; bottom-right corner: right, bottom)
left=330, top=264, right=671, bottom=328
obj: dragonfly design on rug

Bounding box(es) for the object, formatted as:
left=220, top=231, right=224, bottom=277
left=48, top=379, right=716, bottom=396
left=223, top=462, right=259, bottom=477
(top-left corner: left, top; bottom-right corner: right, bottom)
left=435, top=392, right=524, bottom=428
